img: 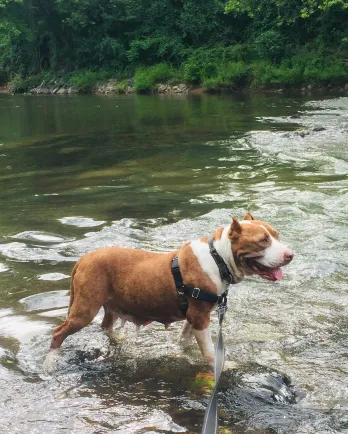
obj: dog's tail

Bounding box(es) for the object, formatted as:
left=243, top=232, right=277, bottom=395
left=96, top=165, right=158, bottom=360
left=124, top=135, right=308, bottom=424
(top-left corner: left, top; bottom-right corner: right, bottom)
left=67, top=261, right=79, bottom=316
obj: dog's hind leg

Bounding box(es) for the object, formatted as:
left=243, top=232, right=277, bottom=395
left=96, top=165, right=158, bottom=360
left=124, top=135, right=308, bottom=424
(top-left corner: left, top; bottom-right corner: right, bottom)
left=50, top=304, right=101, bottom=350
left=49, top=265, right=109, bottom=350
left=101, top=302, right=119, bottom=333
left=179, top=320, right=193, bottom=349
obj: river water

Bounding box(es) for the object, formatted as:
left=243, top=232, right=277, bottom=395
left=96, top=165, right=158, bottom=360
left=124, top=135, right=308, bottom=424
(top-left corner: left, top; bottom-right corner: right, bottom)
left=0, top=92, right=347, bottom=434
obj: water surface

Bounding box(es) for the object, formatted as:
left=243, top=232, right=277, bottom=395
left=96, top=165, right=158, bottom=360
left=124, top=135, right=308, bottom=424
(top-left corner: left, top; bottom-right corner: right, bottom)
left=0, top=93, right=347, bottom=433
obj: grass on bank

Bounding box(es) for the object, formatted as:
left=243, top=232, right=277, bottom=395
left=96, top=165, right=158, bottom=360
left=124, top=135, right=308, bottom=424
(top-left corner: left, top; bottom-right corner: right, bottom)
left=133, top=63, right=179, bottom=92
left=186, top=52, right=348, bottom=90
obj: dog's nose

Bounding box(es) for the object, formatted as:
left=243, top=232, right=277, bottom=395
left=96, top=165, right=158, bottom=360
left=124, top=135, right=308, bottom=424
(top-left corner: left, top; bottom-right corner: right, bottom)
left=284, top=251, right=294, bottom=263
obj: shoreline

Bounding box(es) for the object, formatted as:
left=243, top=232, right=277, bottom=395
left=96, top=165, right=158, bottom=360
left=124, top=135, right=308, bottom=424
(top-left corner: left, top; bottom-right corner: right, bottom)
left=1, top=79, right=348, bottom=96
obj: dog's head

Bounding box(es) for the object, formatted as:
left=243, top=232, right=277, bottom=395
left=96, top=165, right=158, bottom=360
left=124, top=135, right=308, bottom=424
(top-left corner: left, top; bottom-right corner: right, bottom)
left=229, top=212, right=293, bottom=281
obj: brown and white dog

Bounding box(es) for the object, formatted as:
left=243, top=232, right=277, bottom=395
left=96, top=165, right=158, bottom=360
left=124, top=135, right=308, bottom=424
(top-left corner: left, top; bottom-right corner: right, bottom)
left=48, top=213, right=293, bottom=365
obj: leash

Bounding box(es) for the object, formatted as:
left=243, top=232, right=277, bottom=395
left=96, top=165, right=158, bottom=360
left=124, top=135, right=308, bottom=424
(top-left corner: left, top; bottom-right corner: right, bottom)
left=201, top=293, right=228, bottom=434
left=170, top=238, right=233, bottom=432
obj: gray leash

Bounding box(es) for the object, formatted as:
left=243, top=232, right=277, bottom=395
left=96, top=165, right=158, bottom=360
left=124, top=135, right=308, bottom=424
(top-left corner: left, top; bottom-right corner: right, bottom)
left=201, top=294, right=228, bottom=434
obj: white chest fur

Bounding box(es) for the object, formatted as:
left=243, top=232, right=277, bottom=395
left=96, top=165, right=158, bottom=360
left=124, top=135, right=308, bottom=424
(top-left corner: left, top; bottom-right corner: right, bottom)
left=190, top=239, right=226, bottom=294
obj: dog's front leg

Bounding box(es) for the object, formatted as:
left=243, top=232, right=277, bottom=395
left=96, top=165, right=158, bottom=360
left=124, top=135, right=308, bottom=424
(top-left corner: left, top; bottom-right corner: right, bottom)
left=192, top=327, right=214, bottom=366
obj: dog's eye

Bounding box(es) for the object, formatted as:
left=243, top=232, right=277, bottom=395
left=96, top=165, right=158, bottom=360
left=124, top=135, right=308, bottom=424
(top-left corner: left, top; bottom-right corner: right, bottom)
left=260, top=236, right=269, bottom=243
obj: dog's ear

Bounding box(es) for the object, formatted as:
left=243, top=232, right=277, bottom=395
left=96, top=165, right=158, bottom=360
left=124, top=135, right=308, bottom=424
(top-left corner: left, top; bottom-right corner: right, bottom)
left=229, top=216, right=242, bottom=238
left=243, top=211, right=255, bottom=221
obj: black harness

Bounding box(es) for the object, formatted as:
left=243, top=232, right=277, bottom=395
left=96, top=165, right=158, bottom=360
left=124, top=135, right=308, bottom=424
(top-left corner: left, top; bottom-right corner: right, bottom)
left=171, top=238, right=237, bottom=316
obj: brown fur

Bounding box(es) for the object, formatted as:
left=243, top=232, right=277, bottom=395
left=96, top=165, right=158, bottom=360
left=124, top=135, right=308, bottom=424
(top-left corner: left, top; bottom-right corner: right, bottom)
left=49, top=213, right=292, bottom=357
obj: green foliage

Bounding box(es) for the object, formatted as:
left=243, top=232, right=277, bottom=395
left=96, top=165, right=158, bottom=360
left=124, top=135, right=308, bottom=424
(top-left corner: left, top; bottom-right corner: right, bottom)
left=220, top=62, right=249, bottom=86
left=10, top=72, right=52, bottom=92
left=128, top=36, right=185, bottom=66
left=253, top=31, right=285, bottom=63
left=293, top=54, right=348, bottom=84
left=115, top=78, right=129, bottom=93
left=202, top=61, right=249, bottom=89
left=69, top=70, right=111, bottom=92
left=249, top=54, right=348, bottom=87
left=0, top=0, right=347, bottom=89
left=134, top=64, right=177, bottom=93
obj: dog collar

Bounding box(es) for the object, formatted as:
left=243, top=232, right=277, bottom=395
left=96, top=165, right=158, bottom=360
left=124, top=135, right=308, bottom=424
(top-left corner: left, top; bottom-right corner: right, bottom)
left=208, top=238, right=237, bottom=285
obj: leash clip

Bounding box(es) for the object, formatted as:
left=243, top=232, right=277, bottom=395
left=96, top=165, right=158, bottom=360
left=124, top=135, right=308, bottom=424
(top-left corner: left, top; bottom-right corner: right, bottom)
left=217, top=290, right=228, bottom=315
left=217, top=303, right=228, bottom=315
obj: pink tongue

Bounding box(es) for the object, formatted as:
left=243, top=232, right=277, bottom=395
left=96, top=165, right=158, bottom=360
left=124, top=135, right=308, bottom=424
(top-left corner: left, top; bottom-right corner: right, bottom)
left=272, top=268, right=283, bottom=280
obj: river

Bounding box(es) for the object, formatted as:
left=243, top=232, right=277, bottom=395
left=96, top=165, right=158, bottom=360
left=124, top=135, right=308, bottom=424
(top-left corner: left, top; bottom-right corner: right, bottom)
left=0, top=92, right=347, bottom=433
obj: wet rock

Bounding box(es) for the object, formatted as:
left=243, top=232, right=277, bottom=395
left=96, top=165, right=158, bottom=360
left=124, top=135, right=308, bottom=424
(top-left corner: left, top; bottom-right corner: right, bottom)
left=67, top=86, right=78, bottom=94
left=0, top=84, right=10, bottom=94
left=296, top=130, right=310, bottom=138
left=312, top=126, right=326, bottom=132
left=30, top=84, right=78, bottom=94
left=157, top=84, right=169, bottom=93
left=94, top=79, right=118, bottom=94
left=157, top=83, right=188, bottom=94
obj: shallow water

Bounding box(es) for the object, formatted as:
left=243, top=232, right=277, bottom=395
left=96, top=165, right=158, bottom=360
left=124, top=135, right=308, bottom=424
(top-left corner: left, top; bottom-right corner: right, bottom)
left=0, top=92, right=347, bottom=433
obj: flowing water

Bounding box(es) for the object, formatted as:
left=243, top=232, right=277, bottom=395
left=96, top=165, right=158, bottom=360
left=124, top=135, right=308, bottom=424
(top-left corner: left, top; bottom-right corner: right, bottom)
left=0, top=92, right=347, bottom=434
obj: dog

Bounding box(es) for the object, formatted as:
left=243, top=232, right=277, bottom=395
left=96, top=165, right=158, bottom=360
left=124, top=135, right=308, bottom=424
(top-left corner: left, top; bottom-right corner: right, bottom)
left=48, top=213, right=293, bottom=365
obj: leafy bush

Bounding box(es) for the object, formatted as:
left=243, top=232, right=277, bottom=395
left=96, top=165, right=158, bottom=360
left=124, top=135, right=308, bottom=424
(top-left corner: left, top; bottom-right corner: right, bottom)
left=10, top=72, right=53, bottom=92
left=115, top=79, right=130, bottom=93
left=134, top=63, right=177, bottom=92
left=292, top=54, right=348, bottom=84
left=128, top=36, right=185, bottom=66
left=253, top=31, right=285, bottom=63
left=222, top=44, right=253, bottom=62
left=219, top=62, right=249, bottom=86
left=183, top=62, right=201, bottom=84
left=69, top=70, right=111, bottom=92
left=202, top=62, right=249, bottom=90
left=202, top=76, right=224, bottom=90
left=250, top=61, right=302, bottom=87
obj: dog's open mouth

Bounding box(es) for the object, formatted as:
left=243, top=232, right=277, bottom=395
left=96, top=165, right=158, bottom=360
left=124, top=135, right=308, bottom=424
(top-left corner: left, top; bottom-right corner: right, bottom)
left=245, top=258, right=283, bottom=281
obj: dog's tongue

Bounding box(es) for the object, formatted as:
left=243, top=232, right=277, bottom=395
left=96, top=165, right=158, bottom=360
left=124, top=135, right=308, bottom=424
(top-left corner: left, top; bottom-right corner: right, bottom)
left=272, top=268, right=283, bottom=280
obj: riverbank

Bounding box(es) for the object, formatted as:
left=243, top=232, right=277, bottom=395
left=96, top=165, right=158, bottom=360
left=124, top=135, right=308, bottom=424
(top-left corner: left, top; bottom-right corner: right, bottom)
left=2, top=55, right=348, bottom=96
left=2, top=78, right=348, bottom=97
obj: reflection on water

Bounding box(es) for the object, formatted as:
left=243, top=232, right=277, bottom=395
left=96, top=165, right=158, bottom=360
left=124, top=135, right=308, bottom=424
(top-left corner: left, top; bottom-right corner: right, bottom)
left=0, top=93, right=347, bottom=433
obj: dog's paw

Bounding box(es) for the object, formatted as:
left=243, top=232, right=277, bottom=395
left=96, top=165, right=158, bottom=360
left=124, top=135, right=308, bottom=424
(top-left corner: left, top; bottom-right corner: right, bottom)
left=42, top=349, right=61, bottom=373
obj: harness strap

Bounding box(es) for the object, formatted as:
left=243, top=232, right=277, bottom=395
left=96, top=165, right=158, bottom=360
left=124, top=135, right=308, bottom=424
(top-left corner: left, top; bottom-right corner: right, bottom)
left=171, top=256, right=227, bottom=316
